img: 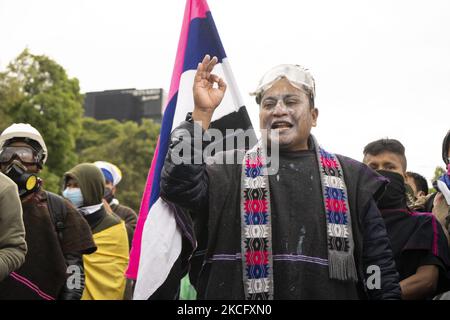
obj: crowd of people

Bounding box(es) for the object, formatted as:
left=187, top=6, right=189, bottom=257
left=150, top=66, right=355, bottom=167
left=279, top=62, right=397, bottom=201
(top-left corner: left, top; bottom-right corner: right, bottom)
left=0, top=54, right=450, bottom=300
left=0, top=124, right=137, bottom=299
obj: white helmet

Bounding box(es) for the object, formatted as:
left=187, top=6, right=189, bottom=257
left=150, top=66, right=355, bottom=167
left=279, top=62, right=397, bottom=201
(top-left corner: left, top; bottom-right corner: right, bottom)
left=0, top=123, right=48, bottom=164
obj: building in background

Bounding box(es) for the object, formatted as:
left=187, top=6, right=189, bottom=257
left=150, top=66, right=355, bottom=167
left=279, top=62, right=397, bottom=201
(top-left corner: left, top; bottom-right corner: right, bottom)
left=84, top=88, right=165, bottom=123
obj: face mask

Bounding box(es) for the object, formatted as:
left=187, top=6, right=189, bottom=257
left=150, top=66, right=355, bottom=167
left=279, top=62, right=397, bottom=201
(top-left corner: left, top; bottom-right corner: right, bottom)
left=104, top=187, right=114, bottom=203
left=63, top=188, right=84, bottom=208
left=3, top=160, right=39, bottom=198
left=376, top=170, right=407, bottom=210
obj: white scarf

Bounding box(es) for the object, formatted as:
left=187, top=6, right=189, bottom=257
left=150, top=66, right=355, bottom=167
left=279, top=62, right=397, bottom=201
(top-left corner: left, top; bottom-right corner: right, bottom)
left=79, top=203, right=103, bottom=216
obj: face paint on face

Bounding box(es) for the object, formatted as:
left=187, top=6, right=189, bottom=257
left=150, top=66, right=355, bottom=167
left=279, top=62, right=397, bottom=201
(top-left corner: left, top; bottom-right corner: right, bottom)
left=259, top=78, right=318, bottom=152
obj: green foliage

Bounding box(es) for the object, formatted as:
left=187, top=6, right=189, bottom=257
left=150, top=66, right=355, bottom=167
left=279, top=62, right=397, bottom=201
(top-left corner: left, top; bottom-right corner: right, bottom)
left=76, top=117, right=160, bottom=212
left=433, top=166, right=446, bottom=182
left=429, top=166, right=446, bottom=194
left=0, top=74, right=19, bottom=131
left=0, top=49, right=160, bottom=211
left=75, top=117, right=123, bottom=152
left=40, top=167, right=64, bottom=194
left=0, top=49, right=84, bottom=192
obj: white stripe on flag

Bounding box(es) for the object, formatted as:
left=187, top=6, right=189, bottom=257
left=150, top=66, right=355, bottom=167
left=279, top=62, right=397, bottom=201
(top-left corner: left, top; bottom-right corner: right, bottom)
left=133, top=59, right=247, bottom=300
left=133, top=199, right=182, bottom=300
left=437, top=180, right=450, bottom=205
left=172, top=58, right=245, bottom=131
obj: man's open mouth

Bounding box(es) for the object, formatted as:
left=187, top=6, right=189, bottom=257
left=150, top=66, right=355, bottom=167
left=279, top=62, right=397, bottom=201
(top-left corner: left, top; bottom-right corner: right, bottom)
left=271, top=121, right=293, bottom=130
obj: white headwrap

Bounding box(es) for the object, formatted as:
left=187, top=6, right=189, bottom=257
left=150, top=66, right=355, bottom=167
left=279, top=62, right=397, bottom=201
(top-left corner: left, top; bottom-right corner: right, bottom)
left=250, top=64, right=316, bottom=103
left=94, top=161, right=122, bottom=186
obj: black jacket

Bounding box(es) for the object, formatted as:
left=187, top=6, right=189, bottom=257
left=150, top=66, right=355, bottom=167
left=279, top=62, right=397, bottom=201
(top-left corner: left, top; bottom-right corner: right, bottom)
left=160, top=119, right=401, bottom=300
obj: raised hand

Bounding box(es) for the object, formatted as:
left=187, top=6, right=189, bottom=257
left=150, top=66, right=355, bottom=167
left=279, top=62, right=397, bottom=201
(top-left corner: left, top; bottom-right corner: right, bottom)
left=192, top=55, right=227, bottom=129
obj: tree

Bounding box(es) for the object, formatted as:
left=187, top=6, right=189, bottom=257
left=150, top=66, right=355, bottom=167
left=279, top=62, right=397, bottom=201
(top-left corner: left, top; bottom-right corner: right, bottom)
left=433, top=166, right=446, bottom=182
left=0, top=49, right=84, bottom=192
left=75, top=117, right=123, bottom=152
left=76, top=118, right=160, bottom=212
left=0, top=75, right=18, bottom=131
left=428, top=166, right=446, bottom=194
left=1, top=49, right=161, bottom=207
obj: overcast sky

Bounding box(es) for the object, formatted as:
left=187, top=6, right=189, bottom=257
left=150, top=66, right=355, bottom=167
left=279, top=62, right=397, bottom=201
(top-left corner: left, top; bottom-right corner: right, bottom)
left=0, top=0, right=449, bottom=182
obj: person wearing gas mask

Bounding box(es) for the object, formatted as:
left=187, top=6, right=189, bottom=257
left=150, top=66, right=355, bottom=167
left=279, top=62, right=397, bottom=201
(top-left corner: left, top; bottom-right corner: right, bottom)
left=94, top=161, right=137, bottom=249
left=0, top=123, right=96, bottom=300
left=63, top=163, right=129, bottom=300
left=0, top=172, right=27, bottom=281
left=363, top=138, right=450, bottom=300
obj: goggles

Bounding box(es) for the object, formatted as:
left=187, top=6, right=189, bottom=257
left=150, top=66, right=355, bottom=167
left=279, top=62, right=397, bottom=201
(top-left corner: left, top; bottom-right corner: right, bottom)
left=250, top=64, right=316, bottom=102
left=0, top=146, right=40, bottom=165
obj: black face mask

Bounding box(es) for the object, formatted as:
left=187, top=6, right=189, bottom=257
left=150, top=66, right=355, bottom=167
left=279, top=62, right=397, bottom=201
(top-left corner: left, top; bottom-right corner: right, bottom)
left=3, top=160, right=39, bottom=198
left=377, top=170, right=407, bottom=210
left=104, top=187, right=114, bottom=203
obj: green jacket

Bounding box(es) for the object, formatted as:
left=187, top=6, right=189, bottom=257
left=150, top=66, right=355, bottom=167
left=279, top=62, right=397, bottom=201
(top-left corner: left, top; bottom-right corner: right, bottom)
left=0, top=172, right=27, bottom=281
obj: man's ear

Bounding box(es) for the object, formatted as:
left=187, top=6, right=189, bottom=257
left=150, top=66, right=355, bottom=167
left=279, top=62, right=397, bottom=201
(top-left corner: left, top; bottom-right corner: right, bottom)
left=311, top=108, right=319, bottom=127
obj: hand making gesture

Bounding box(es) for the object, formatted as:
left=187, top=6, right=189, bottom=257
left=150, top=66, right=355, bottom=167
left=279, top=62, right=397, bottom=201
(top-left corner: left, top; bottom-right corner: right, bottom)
left=192, top=54, right=227, bottom=129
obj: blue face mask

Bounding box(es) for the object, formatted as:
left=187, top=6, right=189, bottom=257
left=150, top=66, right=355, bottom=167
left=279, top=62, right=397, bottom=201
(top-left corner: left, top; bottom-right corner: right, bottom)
left=63, top=188, right=84, bottom=208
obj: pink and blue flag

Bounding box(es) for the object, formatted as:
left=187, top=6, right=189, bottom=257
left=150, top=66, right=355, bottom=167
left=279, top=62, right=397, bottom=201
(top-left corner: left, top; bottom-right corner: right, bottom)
left=128, top=0, right=254, bottom=299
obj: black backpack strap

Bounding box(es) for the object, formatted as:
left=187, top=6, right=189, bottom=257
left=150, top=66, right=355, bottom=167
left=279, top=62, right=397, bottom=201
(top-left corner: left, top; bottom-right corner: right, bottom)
left=45, top=191, right=67, bottom=243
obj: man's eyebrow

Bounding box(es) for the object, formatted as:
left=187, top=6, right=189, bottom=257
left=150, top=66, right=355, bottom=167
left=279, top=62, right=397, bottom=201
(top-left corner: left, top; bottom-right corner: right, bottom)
left=262, top=94, right=302, bottom=101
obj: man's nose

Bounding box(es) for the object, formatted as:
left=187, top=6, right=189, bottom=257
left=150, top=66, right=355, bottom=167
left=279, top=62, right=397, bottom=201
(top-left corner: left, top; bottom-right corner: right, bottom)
left=272, top=100, right=288, bottom=116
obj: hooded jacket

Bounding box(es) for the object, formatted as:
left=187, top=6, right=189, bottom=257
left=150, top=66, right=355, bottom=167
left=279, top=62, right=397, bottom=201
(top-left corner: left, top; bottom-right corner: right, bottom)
left=63, top=163, right=129, bottom=300
left=65, top=163, right=105, bottom=207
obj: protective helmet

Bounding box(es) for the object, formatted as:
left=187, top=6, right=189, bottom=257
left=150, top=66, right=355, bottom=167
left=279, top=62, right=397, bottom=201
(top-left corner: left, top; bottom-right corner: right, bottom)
left=0, top=123, right=48, bottom=165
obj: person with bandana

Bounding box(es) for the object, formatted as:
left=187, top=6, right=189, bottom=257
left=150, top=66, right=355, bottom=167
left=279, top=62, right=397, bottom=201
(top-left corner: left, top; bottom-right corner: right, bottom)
left=0, top=123, right=96, bottom=300
left=63, top=163, right=129, bottom=300
left=363, top=138, right=450, bottom=300
left=159, top=55, right=400, bottom=299
left=94, top=161, right=137, bottom=249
